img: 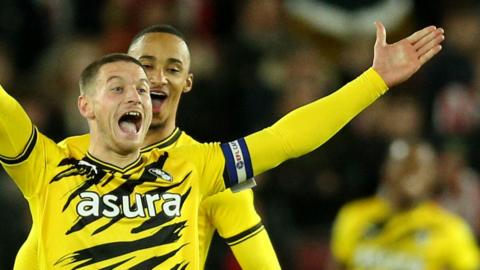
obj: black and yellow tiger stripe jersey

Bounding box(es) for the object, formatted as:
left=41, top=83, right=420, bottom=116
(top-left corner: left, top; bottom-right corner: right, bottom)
left=143, top=130, right=281, bottom=269
left=2, top=68, right=388, bottom=269
left=15, top=128, right=280, bottom=270
left=331, top=196, right=480, bottom=270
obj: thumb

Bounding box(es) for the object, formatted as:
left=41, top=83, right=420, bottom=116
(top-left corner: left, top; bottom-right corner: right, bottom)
left=375, top=21, right=387, bottom=47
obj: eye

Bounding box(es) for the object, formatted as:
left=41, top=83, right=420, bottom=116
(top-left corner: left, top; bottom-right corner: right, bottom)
left=111, top=86, right=123, bottom=93
left=137, top=87, right=148, bottom=94
left=142, top=64, right=153, bottom=70
left=167, top=67, right=181, bottom=74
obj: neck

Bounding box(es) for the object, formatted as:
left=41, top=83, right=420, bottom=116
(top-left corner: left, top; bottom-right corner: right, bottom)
left=88, top=137, right=141, bottom=169
left=383, top=190, right=423, bottom=213
left=143, top=121, right=177, bottom=147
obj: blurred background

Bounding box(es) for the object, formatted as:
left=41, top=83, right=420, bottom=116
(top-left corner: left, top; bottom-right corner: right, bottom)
left=0, top=0, right=480, bottom=269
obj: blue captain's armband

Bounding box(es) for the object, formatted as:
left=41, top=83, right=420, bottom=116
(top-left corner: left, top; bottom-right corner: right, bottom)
left=221, top=138, right=255, bottom=191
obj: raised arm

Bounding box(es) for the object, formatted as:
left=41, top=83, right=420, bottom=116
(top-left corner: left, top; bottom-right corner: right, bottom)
left=0, top=85, right=62, bottom=197
left=245, top=22, right=444, bottom=175
left=0, top=85, right=35, bottom=160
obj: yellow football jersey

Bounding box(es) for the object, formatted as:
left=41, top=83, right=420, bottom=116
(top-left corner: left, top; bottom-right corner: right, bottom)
left=146, top=131, right=280, bottom=269
left=2, top=68, right=388, bottom=269
left=5, top=129, right=233, bottom=269
left=15, top=129, right=281, bottom=270
left=331, top=196, right=480, bottom=270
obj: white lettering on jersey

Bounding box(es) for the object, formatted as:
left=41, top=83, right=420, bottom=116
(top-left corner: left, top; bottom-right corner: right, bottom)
left=76, top=192, right=182, bottom=218
left=229, top=141, right=246, bottom=180
left=162, top=193, right=181, bottom=217
left=103, top=194, right=120, bottom=217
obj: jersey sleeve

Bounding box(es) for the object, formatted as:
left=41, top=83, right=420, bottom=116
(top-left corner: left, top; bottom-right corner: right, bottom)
left=330, top=203, right=361, bottom=264
left=229, top=229, right=281, bottom=270
left=184, top=68, right=387, bottom=193
left=203, top=189, right=261, bottom=241
left=201, top=189, right=281, bottom=269
left=446, top=220, right=480, bottom=270
left=244, top=68, right=388, bottom=177
left=0, top=85, right=63, bottom=197
left=0, top=85, right=35, bottom=160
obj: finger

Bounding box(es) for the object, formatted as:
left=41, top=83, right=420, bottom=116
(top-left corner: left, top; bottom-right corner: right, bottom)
left=413, top=28, right=444, bottom=51
left=406, top=25, right=437, bottom=44
left=375, top=21, right=387, bottom=47
left=419, top=45, right=443, bottom=65
left=417, top=32, right=445, bottom=56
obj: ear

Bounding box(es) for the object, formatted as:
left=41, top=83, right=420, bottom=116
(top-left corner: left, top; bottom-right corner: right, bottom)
left=182, top=73, right=193, bottom=93
left=78, top=95, right=95, bottom=119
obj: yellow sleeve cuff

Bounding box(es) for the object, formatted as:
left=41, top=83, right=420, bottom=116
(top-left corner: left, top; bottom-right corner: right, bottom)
left=366, top=67, right=389, bottom=96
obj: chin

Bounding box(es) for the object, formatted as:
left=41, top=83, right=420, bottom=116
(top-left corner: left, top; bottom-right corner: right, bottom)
left=149, top=119, right=166, bottom=130
left=114, top=134, right=142, bottom=152
left=117, top=142, right=141, bottom=155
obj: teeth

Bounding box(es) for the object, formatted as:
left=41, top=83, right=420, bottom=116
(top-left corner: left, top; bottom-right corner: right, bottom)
left=125, top=112, right=140, bottom=117
left=151, top=92, right=166, bottom=97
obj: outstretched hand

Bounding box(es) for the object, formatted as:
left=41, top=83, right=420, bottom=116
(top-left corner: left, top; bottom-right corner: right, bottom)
left=372, top=21, right=444, bottom=88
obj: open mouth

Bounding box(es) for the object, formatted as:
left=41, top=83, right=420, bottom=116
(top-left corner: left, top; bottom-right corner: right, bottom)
left=151, top=91, right=167, bottom=101
left=151, top=91, right=168, bottom=113
left=118, top=111, right=142, bottom=134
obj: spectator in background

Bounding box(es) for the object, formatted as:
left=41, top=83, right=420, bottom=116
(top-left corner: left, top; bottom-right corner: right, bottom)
left=330, top=139, right=480, bottom=270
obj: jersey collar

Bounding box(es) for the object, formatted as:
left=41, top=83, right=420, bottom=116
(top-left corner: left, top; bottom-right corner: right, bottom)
left=141, top=127, right=182, bottom=153
left=84, top=152, right=143, bottom=173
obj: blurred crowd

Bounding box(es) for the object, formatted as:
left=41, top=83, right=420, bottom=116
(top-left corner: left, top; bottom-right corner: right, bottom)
left=1, top=0, right=480, bottom=269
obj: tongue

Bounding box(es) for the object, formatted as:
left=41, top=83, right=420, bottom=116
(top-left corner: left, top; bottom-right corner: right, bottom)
left=152, top=99, right=163, bottom=113
left=119, top=121, right=137, bottom=134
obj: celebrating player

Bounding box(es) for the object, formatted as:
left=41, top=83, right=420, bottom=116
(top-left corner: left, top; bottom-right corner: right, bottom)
left=15, top=25, right=281, bottom=270
left=1, top=21, right=444, bottom=269
left=330, top=139, right=480, bottom=270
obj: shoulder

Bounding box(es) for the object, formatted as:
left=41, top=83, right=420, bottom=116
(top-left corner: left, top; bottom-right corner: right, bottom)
left=333, top=196, right=389, bottom=234
left=423, top=203, right=474, bottom=233
left=57, top=134, right=90, bottom=157
left=338, top=196, right=386, bottom=218
left=168, top=140, right=221, bottom=156
left=178, top=131, right=200, bottom=145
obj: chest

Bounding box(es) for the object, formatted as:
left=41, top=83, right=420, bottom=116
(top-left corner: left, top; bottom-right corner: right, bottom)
left=36, top=156, right=203, bottom=267
left=351, top=217, right=446, bottom=270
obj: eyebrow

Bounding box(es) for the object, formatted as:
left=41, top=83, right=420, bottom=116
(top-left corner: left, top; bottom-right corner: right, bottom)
left=139, top=78, right=150, bottom=85
left=139, top=55, right=184, bottom=66
left=166, top=58, right=183, bottom=65
left=138, top=55, right=156, bottom=61
left=106, top=76, right=123, bottom=83
left=106, top=76, right=149, bottom=86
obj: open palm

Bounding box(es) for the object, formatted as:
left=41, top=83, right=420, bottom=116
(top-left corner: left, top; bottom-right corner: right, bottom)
left=372, top=21, right=444, bottom=88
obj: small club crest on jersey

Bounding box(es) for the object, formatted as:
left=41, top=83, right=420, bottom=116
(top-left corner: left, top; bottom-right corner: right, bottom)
left=148, top=168, right=173, bottom=181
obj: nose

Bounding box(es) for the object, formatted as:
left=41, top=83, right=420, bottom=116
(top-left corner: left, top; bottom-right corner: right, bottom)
left=149, top=69, right=167, bottom=85
left=125, top=86, right=142, bottom=104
